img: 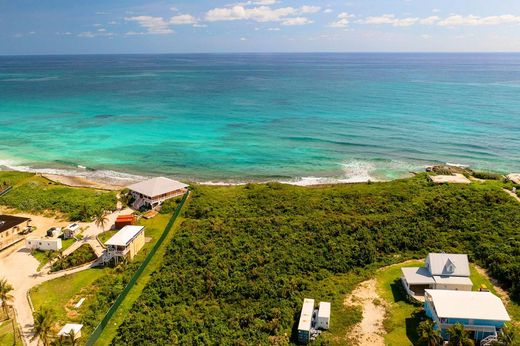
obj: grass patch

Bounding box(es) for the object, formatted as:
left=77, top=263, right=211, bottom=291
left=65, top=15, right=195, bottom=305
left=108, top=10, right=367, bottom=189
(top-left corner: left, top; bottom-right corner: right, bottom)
left=376, top=261, right=424, bottom=346
left=0, top=318, right=22, bottom=346
left=30, top=268, right=109, bottom=325
left=98, top=230, right=117, bottom=244
left=0, top=171, right=117, bottom=221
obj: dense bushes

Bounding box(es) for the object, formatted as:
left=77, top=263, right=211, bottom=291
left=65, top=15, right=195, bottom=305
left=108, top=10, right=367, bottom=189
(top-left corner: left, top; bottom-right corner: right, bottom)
left=51, top=245, right=97, bottom=272
left=113, top=175, right=520, bottom=345
left=472, top=171, right=503, bottom=180
left=158, top=196, right=183, bottom=214
left=0, top=172, right=117, bottom=221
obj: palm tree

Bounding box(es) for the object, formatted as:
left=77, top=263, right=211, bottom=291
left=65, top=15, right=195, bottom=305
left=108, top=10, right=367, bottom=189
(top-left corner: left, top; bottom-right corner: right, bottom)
left=94, top=209, right=109, bottom=231
left=67, top=329, right=77, bottom=346
left=0, top=278, right=14, bottom=319
left=417, top=319, right=443, bottom=346
left=32, top=307, right=55, bottom=346
left=447, top=323, right=474, bottom=346
left=491, top=325, right=517, bottom=346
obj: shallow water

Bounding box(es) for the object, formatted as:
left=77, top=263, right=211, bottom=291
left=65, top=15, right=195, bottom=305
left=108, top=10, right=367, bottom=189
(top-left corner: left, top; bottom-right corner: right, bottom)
left=1, top=53, right=519, bottom=183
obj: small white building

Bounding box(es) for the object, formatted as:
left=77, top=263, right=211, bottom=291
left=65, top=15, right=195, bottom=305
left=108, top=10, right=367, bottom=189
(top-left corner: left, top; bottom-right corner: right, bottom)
left=104, top=225, right=145, bottom=263
left=63, top=223, right=80, bottom=239
left=316, top=302, right=331, bottom=330
left=127, top=177, right=188, bottom=210
left=57, top=323, right=83, bottom=339
left=297, top=298, right=315, bottom=344
left=46, top=227, right=62, bottom=238
left=26, top=238, right=62, bottom=251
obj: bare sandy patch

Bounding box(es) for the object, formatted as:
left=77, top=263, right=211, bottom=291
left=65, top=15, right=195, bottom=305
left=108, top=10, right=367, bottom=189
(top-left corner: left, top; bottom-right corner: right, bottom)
left=344, top=278, right=387, bottom=346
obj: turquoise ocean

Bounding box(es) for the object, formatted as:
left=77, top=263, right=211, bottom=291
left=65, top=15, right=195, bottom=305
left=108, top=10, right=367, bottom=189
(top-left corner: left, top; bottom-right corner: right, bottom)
left=0, top=53, right=519, bottom=184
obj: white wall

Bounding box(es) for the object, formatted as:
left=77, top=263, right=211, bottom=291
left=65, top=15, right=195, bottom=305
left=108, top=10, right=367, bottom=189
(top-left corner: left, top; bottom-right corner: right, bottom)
left=26, top=238, right=62, bottom=251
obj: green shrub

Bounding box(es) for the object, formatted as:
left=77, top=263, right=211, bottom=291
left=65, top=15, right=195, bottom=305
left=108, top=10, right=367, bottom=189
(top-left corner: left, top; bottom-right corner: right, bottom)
left=113, top=175, right=520, bottom=345
left=0, top=172, right=117, bottom=221
left=51, top=244, right=97, bottom=272
left=473, top=171, right=503, bottom=180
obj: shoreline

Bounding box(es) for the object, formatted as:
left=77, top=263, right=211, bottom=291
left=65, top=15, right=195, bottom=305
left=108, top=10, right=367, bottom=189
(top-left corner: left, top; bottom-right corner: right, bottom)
left=1, top=166, right=392, bottom=190
left=1, top=159, right=509, bottom=190
left=0, top=156, right=425, bottom=189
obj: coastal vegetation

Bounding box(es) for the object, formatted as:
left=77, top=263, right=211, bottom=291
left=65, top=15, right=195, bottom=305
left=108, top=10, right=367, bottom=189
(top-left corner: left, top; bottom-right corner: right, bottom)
left=50, top=244, right=97, bottom=272
left=0, top=172, right=117, bottom=221
left=112, top=175, right=520, bottom=345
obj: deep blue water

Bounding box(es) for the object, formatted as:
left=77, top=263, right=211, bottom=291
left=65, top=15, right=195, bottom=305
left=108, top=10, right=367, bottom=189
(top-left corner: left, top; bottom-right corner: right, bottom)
left=0, top=53, right=519, bottom=183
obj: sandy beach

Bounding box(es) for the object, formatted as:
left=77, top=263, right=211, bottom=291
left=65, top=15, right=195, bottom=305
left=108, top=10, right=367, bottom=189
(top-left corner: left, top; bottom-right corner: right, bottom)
left=41, top=173, right=125, bottom=191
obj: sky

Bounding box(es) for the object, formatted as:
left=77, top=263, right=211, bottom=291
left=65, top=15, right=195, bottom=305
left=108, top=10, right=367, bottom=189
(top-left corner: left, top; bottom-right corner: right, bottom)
left=1, top=0, right=520, bottom=54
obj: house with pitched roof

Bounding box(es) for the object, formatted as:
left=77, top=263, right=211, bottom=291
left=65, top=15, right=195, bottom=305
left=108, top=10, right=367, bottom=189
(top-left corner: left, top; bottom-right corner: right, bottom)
left=127, top=177, right=188, bottom=210
left=401, top=253, right=473, bottom=298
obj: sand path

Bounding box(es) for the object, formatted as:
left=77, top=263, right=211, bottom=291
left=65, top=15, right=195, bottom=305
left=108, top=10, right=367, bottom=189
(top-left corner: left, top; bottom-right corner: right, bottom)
left=344, top=278, right=386, bottom=346
left=503, top=188, right=520, bottom=203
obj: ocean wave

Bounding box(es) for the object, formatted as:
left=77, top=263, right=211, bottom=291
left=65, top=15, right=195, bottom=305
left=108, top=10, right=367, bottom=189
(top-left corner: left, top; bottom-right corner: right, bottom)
left=0, top=159, right=145, bottom=187
left=1, top=158, right=419, bottom=188
left=1, top=76, right=60, bottom=82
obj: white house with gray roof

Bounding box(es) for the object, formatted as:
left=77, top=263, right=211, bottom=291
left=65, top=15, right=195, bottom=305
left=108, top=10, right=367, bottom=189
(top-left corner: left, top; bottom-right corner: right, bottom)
left=127, top=177, right=188, bottom=210
left=401, top=253, right=473, bottom=299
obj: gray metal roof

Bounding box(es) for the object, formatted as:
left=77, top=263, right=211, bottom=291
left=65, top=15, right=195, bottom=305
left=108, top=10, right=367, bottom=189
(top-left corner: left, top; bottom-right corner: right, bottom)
left=426, top=253, right=470, bottom=277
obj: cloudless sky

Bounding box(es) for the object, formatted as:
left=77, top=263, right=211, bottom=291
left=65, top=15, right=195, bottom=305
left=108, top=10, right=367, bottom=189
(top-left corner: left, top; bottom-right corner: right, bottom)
left=1, top=0, right=520, bottom=55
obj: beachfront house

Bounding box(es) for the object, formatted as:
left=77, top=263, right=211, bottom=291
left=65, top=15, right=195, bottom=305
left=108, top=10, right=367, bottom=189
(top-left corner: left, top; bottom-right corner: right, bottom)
left=297, top=298, right=315, bottom=344
left=401, top=253, right=473, bottom=298
left=26, top=237, right=62, bottom=251
left=0, top=215, right=31, bottom=250
left=104, top=225, right=145, bottom=263
left=424, top=289, right=510, bottom=343
left=127, top=177, right=188, bottom=210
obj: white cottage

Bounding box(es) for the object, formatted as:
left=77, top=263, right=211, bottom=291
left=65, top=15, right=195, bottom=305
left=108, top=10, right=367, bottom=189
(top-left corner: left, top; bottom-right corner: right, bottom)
left=401, top=253, right=473, bottom=298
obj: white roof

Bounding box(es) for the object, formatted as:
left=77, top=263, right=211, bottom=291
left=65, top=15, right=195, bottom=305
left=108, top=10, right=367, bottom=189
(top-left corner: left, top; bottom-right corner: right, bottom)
left=127, top=177, right=188, bottom=198
left=57, top=323, right=83, bottom=336
left=507, top=173, right=520, bottom=184
left=105, top=225, right=144, bottom=246
left=427, top=253, right=470, bottom=277
left=66, top=223, right=80, bottom=231
left=318, top=302, right=331, bottom=318
left=298, top=298, right=315, bottom=331
left=433, top=276, right=473, bottom=286
left=402, top=267, right=436, bottom=285
left=425, top=290, right=510, bottom=321
left=429, top=174, right=471, bottom=184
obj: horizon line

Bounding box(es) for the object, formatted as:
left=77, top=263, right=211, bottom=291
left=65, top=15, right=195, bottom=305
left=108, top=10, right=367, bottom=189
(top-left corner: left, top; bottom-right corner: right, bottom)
left=1, top=51, right=520, bottom=57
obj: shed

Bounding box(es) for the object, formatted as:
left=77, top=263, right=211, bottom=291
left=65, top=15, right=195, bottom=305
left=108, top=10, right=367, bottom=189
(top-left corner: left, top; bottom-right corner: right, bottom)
left=316, top=302, right=331, bottom=330
left=297, top=298, right=315, bottom=344
left=114, top=214, right=136, bottom=230
left=57, top=323, right=83, bottom=339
